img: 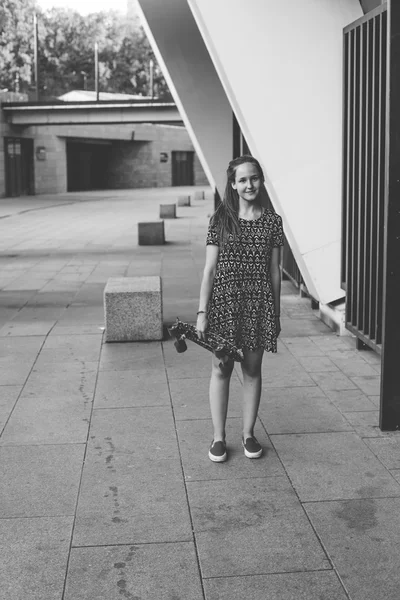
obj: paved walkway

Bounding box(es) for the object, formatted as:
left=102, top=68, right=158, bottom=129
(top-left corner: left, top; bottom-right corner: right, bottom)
left=0, top=187, right=399, bottom=600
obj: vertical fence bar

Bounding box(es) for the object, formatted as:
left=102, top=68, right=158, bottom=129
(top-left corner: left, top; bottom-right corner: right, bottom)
left=341, top=31, right=349, bottom=290
left=369, top=15, right=378, bottom=340
left=363, top=21, right=371, bottom=337
left=352, top=27, right=361, bottom=328
left=376, top=11, right=387, bottom=346
left=380, top=0, right=400, bottom=430
left=348, top=28, right=357, bottom=327
left=358, top=23, right=367, bottom=332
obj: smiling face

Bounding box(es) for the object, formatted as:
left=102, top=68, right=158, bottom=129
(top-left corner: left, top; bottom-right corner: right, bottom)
left=231, top=162, right=262, bottom=202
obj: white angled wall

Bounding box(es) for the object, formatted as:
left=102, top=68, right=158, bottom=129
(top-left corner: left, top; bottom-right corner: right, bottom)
left=188, top=0, right=363, bottom=304
left=136, top=0, right=233, bottom=196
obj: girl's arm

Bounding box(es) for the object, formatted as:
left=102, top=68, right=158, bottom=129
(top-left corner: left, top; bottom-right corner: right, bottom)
left=270, top=246, right=282, bottom=335
left=196, top=244, right=219, bottom=339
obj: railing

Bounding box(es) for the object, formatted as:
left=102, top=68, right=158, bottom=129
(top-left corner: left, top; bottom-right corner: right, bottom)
left=281, top=236, right=304, bottom=289
left=342, top=4, right=387, bottom=353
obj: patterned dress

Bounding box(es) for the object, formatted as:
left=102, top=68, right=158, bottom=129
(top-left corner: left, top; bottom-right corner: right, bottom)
left=206, top=209, right=284, bottom=353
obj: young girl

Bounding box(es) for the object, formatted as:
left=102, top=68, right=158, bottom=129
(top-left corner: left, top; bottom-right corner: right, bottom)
left=196, top=155, right=284, bottom=462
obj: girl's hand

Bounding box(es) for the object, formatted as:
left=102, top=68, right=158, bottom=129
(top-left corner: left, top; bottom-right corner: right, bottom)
left=196, top=313, right=208, bottom=341
left=275, top=316, right=281, bottom=338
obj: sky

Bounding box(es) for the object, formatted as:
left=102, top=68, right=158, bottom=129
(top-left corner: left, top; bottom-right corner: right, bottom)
left=37, top=0, right=129, bottom=14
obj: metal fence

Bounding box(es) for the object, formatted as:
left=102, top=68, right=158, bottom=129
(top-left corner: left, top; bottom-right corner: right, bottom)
left=342, top=4, right=387, bottom=353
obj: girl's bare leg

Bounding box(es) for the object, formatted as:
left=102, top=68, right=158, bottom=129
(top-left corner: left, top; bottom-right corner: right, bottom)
left=241, top=348, right=264, bottom=438
left=209, top=355, right=234, bottom=441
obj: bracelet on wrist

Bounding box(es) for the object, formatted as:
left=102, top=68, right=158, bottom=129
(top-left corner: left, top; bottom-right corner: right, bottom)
left=197, top=310, right=206, bottom=315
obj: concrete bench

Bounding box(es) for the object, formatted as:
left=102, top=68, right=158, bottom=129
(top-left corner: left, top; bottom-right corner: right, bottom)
left=159, top=204, right=176, bottom=219
left=138, top=221, right=165, bottom=245
left=194, top=190, right=205, bottom=200
left=104, top=276, right=163, bottom=342
left=177, top=195, right=191, bottom=207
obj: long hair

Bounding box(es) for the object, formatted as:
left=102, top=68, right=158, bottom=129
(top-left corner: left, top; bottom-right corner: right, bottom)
left=210, top=155, right=265, bottom=245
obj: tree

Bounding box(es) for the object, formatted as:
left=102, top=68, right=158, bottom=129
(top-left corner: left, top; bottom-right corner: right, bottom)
left=0, top=0, right=37, bottom=92
left=0, top=2, right=171, bottom=99
left=39, top=8, right=171, bottom=99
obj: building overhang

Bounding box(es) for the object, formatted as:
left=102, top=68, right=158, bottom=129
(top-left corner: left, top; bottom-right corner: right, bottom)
left=2, top=101, right=183, bottom=126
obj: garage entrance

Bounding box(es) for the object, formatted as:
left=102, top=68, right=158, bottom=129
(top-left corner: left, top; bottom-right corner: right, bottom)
left=67, top=140, right=111, bottom=192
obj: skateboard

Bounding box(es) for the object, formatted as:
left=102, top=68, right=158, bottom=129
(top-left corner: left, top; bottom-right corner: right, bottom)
left=168, top=318, right=244, bottom=371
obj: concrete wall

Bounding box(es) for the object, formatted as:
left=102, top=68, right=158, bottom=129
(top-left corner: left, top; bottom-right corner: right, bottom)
left=27, top=126, right=67, bottom=194
left=360, top=0, right=384, bottom=13
left=189, top=0, right=363, bottom=304
left=94, top=125, right=208, bottom=190
left=137, top=0, right=233, bottom=196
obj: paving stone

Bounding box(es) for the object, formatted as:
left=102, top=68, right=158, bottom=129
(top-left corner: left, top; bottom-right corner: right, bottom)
left=0, top=356, right=35, bottom=385
left=85, top=405, right=180, bottom=463
left=49, top=323, right=104, bottom=335
left=364, top=437, right=400, bottom=469
left=324, top=389, right=377, bottom=412
left=296, top=356, right=339, bottom=372
left=0, top=516, right=73, bottom=600
left=258, top=387, right=352, bottom=434
left=271, top=432, right=400, bottom=501
left=64, top=543, right=203, bottom=600
left=343, top=411, right=394, bottom=438
left=368, top=395, right=380, bottom=407
left=177, top=418, right=285, bottom=481
left=278, top=319, right=329, bottom=336
left=99, top=340, right=165, bottom=372
left=0, top=335, right=45, bottom=358
left=329, top=356, right=378, bottom=377
left=0, top=321, right=56, bottom=337
left=305, top=498, right=400, bottom=600
left=0, top=444, right=84, bottom=517
left=169, top=376, right=243, bottom=420
left=0, top=290, right=34, bottom=308
left=0, top=394, right=91, bottom=445
left=194, top=480, right=330, bottom=577
left=309, top=371, right=357, bottom=391
left=95, top=369, right=169, bottom=408
left=165, top=357, right=212, bottom=379
left=350, top=375, right=381, bottom=395
left=261, top=354, right=316, bottom=388
left=391, top=469, right=400, bottom=484
left=0, top=386, right=20, bottom=430
left=73, top=407, right=190, bottom=545
left=309, top=335, right=357, bottom=352
left=74, top=474, right=191, bottom=546
left=360, top=351, right=382, bottom=367
left=22, top=365, right=97, bottom=401
left=203, top=570, right=348, bottom=600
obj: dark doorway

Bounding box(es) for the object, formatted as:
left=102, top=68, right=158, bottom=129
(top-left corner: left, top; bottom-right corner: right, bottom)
left=4, top=137, right=34, bottom=197
left=171, top=150, right=194, bottom=186
left=67, top=140, right=111, bottom=191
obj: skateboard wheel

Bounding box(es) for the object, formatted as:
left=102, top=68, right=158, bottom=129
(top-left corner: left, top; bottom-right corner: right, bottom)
left=174, top=339, right=187, bottom=353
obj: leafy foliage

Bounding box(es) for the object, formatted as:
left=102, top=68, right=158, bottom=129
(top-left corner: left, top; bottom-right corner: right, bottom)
left=0, top=0, right=38, bottom=91
left=0, top=1, right=171, bottom=99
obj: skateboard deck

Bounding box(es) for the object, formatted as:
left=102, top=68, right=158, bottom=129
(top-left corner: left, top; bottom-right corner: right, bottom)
left=168, top=318, right=244, bottom=370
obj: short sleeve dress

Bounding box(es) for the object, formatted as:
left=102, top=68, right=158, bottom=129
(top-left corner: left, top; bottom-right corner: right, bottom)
left=206, top=209, right=284, bottom=353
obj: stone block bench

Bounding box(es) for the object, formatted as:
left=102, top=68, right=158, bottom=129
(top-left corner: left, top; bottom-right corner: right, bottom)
left=138, top=221, right=165, bottom=245
left=177, top=195, right=191, bottom=207
left=159, top=204, right=176, bottom=219
left=194, top=190, right=205, bottom=200
left=104, top=276, right=163, bottom=342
